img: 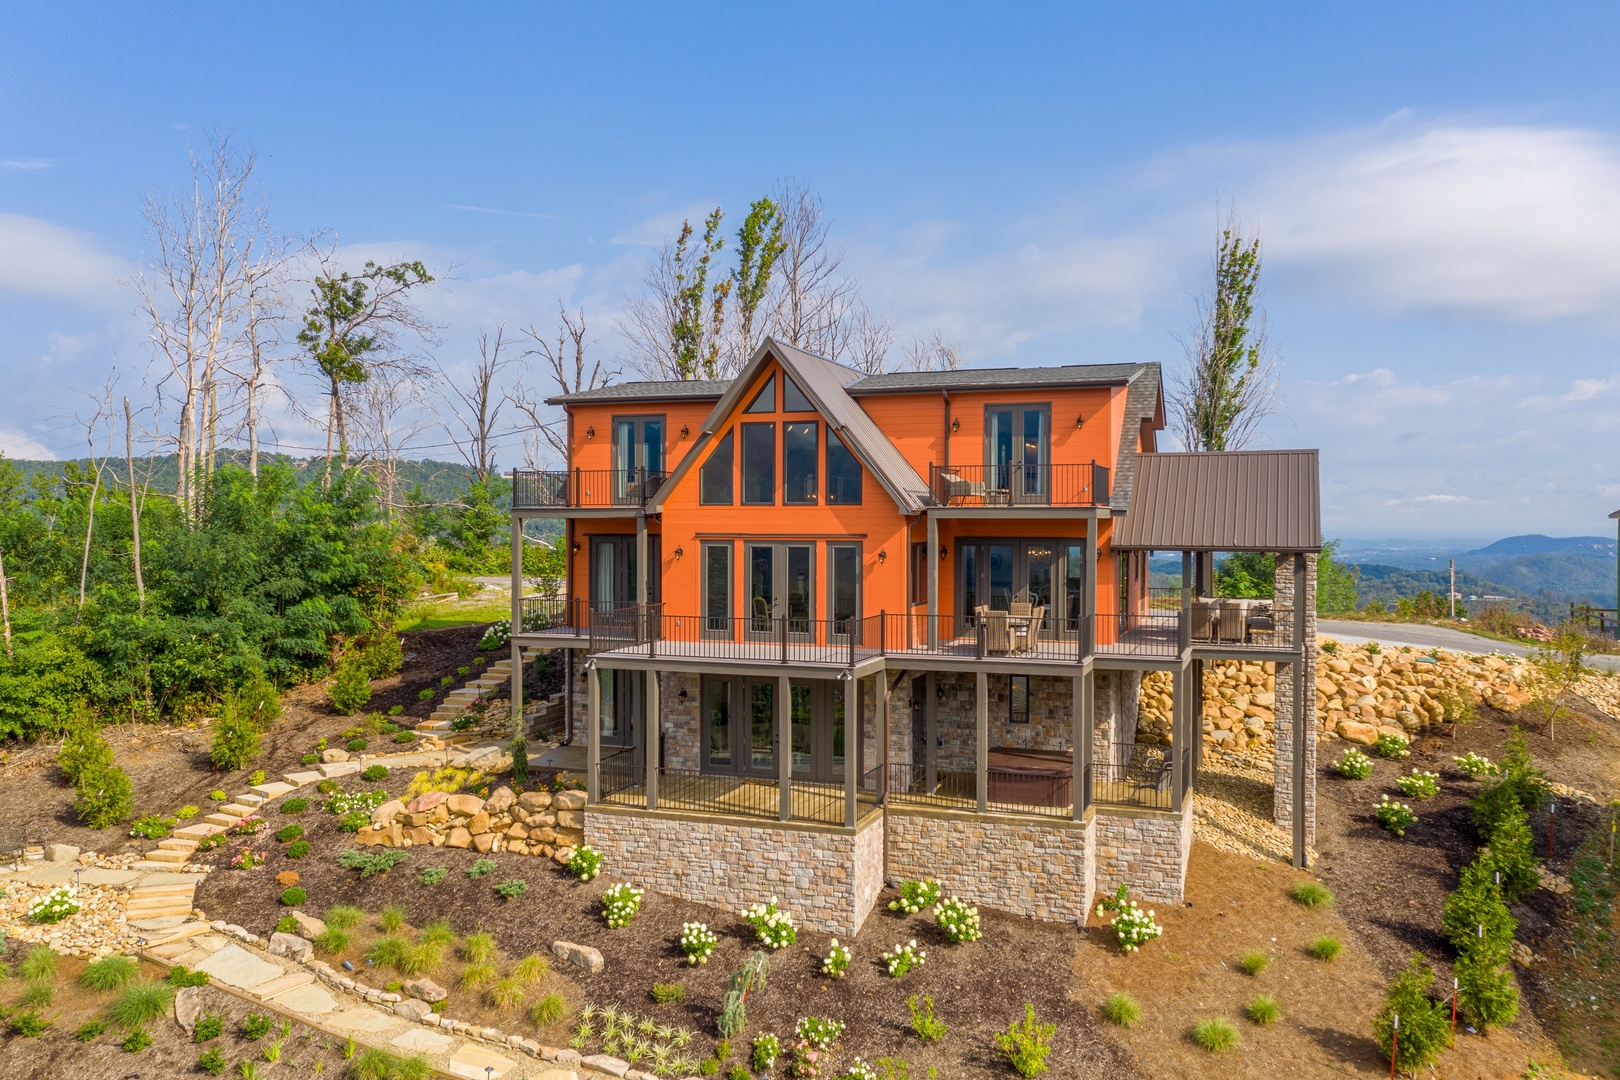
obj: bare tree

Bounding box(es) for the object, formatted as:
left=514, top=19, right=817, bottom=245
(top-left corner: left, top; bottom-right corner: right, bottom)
left=770, top=179, right=857, bottom=358
left=844, top=301, right=895, bottom=375
left=232, top=224, right=297, bottom=478
left=350, top=364, right=435, bottom=518
left=513, top=306, right=616, bottom=467
left=0, top=545, right=11, bottom=660
left=123, top=396, right=148, bottom=610
left=74, top=374, right=118, bottom=621
left=1168, top=205, right=1281, bottom=452
left=128, top=133, right=257, bottom=521
left=900, top=329, right=964, bottom=373
left=440, top=324, right=519, bottom=484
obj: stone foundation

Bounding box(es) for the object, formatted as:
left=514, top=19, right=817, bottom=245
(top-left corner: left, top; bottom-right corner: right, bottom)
left=885, top=809, right=1096, bottom=923
left=584, top=809, right=885, bottom=935
left=1093, top=802, right=1195, bottom=904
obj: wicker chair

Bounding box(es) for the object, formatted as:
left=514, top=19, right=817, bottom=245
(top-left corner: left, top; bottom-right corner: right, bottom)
left=981, top=609, right=1012, bottom=654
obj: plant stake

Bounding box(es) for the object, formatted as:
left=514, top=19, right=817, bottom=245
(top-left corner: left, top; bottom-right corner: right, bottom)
left=1390, top=1013, right=1398, bottom=1080
left=1450, top=976, right=1458, bottom=1045
left=1548, top=801, right=1555, bottom=859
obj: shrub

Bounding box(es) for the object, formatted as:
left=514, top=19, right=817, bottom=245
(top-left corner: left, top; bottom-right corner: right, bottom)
left=418, top=918, right=455, bottom=947
left=249, top=769, right=266, bottom=785
left=995, top=1004, right=1055, bottom=1077
left=821, top=938, right=851, bottom=978
left=368, top=936, right=410, bottom=970
left=198, top=1047, right=228, bottom=1075
left=741, top=897, right=796, bottom=949
left=328, top=659, right=374, bottom=715
left=935, top=897, right=982, bottom=943
left=1456, top=948, right=1519, bottom=1030
left=1375, top=794, right=1417, bottom=836
left=882, top=939, right=926, bottom=977
left=1246, top=994, right=1281, bottom=1024
left=1442, top=856, right=1517, bottom=952
left=512, top=954, right=549, bottom=984
left=275, top=823, right=304, bottom=843
left=362, top=764, right=388, bottom=782
left=211, top=689, right=264, bottom=771
left=466, top=858, right=497, bottom=879
left=1095, top=884, right=1162, bottom=953
left=80, top=953, right=139, bottom=991
left=194, top=1010, right=225, bottom=1042
left=417, top=688, right=436, bottom=701
left=346, top=737, right=369, bottom=753
left=176, top=805, right=199, bottom=819
left=752, top=1033, right=781, bottom=1072
left=495, top=878, right=527, bottom=899
left=461, top=931, right=497, bottom=963
left=121, top=1028, right=153, bottom=1052
left=1372, top=954, right=1450, bottom=1072
left=1238, top=950, right=1269, bottom=976
left=242, top=1012, right=273, bottom=1040
left=282, top=797, right=309, bottom=815
left=129, top=814, right=172, bottom=840
left=567, top=844, right=603, bottom=881
left=317, top=779, right=340, bottom=795
left=74, top=751, right=134, bottom=829
left=530, top=992, right=566, bottom=1028
left=1335, top=749, right=1373, bottom=779
left=373, top=903, right=405, bottom=933
left=1454, top=751, right=1497, bottom=778
left=439, top=675, right=454, bottom=688
left=419, top=866, right=448, bottom=885
left=907, top=994, right=947, bottom=1042
left=30, top=885, right=80, bottom=923
left=888, top=879, right=942, bottom=914
left=489, top=977, right=525, bottom=1011
left=314, top=928, right=350, bottom=955
left=1372, top=732, right=1410, bottom=760
left=1191, top=1017, right=1240, bottom=1052
left=167, top=964, right=211, bottom=987
left=680, top=921, right=718, bottom=964
left=210, top=789, right=229, bottom=801
left=75, top=1019, right=108, bottom=1041
left=279, top=887, right=307, bottom=906
left=459, top=962, right=497, bottom=990
left=336, top=849, right=409, bottom=877
left=399, top=942, right=445, bottom=977
left=393, top=731, right=415, bottom=744
left=1486, top=801, right=1541, bottom=902
left=10, top=1009, right=50, bottom=1037
left=796, top=1016, right=845, bottom=1049
left=286, top=840, right=312, bottom=859
left=348, top=1049, right=432, bottom=1080
left=1396, top=768, right=1440, bottom=799
left=57, top=721, right=106, bottom=786
left=21, top=979, right=53, bottom=1007
left=510, top=735, right=528, bottom=788
left=1310, top=936, right=1344, bottom=961
left=651, top=982, right=688, bottom=1004
left=1289, top=880, right=1334, bottom=908
left=339, top=811, right=369, bottom=832
left=604, top=883, right=644, bottom=928
left=1101, top=992, right=1140, bottom=1027
left=388, top=704, right=404, bottom=715
left=302, top=753, right=320, bottom=765
left=108, top=980, right=176, bottom=1029
left=277, top=914, right=299, bottom=932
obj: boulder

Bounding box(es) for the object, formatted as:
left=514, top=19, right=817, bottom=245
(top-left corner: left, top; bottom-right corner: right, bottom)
left=472, top=832, right=496, bottom=853
left=355, top=825, right=386, bottom=846
left=445, top=827, right=472, bottom=849
left=405, top=791, right=448, bottom=814
left=321, top=748, right=350, bottom=764
left=404, top=977, right=448, bottom=1003
left=174, top=985, right=204, bottom=1034
left=553, top=789, right=587, bottom=811
left=485, top=786, right=517, bottom=814
left=43, top=843, right=80, bottom=863
left=371, top=799, right=407, bottom=826
left=406, top=826, right=434, bottom=847
left=551, top=940, right=604, bottom=974
left=1336, top=720, right=1380, bottom=746
left=394, top=998, right=433, bottom=1021
left=290, top=910, right=327, bottom=938
left=528, top=827, right=558, bottom=845
left=467, top=811, right=491, bottom=835
left=268, top=932, right=314, bottom=964
left=446, top=793, right=485, bottom=817
left=555, top=810, right=584, bottom=830
left=507, top=822, right=529, bottom=840
left=517, top=790, right=553, bottom=812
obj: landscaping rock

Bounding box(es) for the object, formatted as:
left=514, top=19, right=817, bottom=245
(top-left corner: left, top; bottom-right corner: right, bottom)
left=44, top=843, right=81, bottom=863
left=321, top=748, right=350, bottom=763
left=291, top=910, right=327, bottom=938
left=446, top=793, right=485, bottom=816
left=445, top=827, right=472, bottom=849
left=467, top=811, right=491, bottom=835
left=583, top=1054, right=631, bottom=1077
left=173, top=985, right=204, bottom=1034
left=406, top=791, right=448, bottom=814
left=517, top=790, right=553, bottom=812
left=1336, top=719, right=1380, bottom=745
left=269, top=932, right=314, bottom=964
left=371, top=799, right=407, bottom=825
left=554, top=790, right=587, bottom=811
left=485, top=786, right=517, bottom=813
left=472, top=832, right=496, bottom=853
left=404, top=977, right=448, bottom=1002
left=551, top=940, right=603, bottom=974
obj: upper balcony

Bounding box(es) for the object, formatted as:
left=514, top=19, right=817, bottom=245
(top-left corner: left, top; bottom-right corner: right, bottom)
left=512, top=467, right=667, bottom=512
left=928, top=462, right=1110, bottom=509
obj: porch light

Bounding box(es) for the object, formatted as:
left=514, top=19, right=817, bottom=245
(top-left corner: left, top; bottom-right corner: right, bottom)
left=940, top=546, right=948, bottom=560
left=951, top=417, right=960, bottom=433
left=674, top=546, right=684, bottom=560
left=1076, top=414, right=1084, bottom=428
left=878, top=549, right=887, bottom=564
left=586, top=425, right=595, bottom=439
left=572, top=541, right=581, bottom=553
left=678, top=687, right=688, bottom=702
left=680, top=424, right=689, bottom=438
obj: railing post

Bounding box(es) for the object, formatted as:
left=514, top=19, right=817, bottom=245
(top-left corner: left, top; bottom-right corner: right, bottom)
left=879, top=610, right=886, bottom=654
left=777, top=674, right=792, bottom=822
left=780, top=614, right=788, bottom=663
left=975, top=671, right=988, bottom=814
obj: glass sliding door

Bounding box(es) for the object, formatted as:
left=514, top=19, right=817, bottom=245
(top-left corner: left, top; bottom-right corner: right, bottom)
left=747, top=545, right=774, bottom=636
left=828, top=543, right=860, bottom=638
left=1026, top=542, right=1054, bottom=632
left=988, top=544, right=1014, bottom=611
left=704, top=678, right=732, bottom=769
left=957, top=538, right=1084, bottom=642
left=749, top=680, right=775, bottom=773
left=790, top=683, right=813, bottom=774
left=784, top=544, right=813, bottom=638
left=984, top=404, right=1051, bottom=504
left=611, top=415, right=665, bottom=503
left=745, top=543, right=814, bottom=640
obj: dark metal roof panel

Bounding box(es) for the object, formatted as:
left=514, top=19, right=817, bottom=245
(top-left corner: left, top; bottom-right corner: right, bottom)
left=848, top=363, right=1142, bottom=394
left=1112, top=450, right=1322, bottom=552
left=548, top=379, right=731, bottom=405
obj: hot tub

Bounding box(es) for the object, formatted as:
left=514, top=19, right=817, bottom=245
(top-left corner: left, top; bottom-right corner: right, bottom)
left=986, top=747, right=1073, bottom=808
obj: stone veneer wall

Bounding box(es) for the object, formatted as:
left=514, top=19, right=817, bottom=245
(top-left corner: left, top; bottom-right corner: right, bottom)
left=585, top=810, right=885, bottom=935
left=885, top=809, right=1097, bottom=923
left=1093, top=802, right=1195, bottom=904
left=657, top=671, right=702, bottom=772
left=1271, top=552, right=1318, bottom=848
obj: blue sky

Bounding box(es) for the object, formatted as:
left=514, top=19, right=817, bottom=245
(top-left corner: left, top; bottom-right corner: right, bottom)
left=2, top=3, right=1619, bottom=539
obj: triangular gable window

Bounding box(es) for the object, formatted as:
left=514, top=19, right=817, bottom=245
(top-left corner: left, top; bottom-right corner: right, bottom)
left=744, top=374, right=776, bottom=413
left=782, top=376, right=814, bottom=413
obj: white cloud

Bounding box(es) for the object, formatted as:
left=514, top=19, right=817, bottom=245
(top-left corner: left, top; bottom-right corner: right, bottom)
left=0, top=158, right=55, bottom=171
left=0, top=428, right=53, bottom=458
left=0, top=213, right=126, bottom=307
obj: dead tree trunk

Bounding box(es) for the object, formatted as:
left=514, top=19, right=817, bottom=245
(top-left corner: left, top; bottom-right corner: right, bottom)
left=124, top=396, right=146, bottom=611
left=0, top=545, right=12, bottom=659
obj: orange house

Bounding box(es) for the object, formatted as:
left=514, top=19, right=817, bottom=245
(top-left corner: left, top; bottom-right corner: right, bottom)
left=506, top=339, right=1321, bottom=933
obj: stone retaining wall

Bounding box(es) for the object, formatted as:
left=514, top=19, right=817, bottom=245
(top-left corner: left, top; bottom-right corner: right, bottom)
left=584, top=810, right=885, bottom=935
left=1093, top=802, right=1195, bottom=904
left=885, top=809, right=1096, bottom=923
left=356, top=786, right=589, bottom=862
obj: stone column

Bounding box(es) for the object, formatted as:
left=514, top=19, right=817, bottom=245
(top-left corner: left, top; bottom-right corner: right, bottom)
left=1272, top=552, right=1318, bottom=858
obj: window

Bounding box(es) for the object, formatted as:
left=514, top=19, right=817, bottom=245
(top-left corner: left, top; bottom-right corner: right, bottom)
left=985, top=404, right=1051, bottom=503
left=745, top=374, right=776, bottom=413
left=782, top=377, right=814, bottom=412
left=700, top=430, right=734, bottom=504
left=826, top=430, right=862, bottom=504
left=705, top=678, right=732, bottom=768
left=741, top=423, right=775, bottom=504
left=703, top=542, right=731, bottom=632
left=1009, top=675, right=1029, bottom=724
left=910, top=542, right=928, bottom=605
left=784, top=421, right=818, bottom=504
left=829, top=543, right=860, bottom=635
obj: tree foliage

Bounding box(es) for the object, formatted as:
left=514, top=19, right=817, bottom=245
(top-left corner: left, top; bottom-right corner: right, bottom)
left=1212, top=541, right=1357, bottom=612
left=1370, top=954, right=1449, bottom=1072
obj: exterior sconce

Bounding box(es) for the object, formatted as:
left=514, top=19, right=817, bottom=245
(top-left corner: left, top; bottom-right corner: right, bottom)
left=1075, top=414, right=1084, bottom=429
left=572, top=541, right=581, bottom=553
left=680, top=424, right=689, bottom=438
left=586, top=425, right=595, bottom=439
left=939, top=546, right=948, bottom=560
left=951, top=417, right=960, bottom=433
left=678, top=687, right=688, bottom=702
left=674, top=546, right=684, bottom=560
left=878, top=549, right=887, bottom=564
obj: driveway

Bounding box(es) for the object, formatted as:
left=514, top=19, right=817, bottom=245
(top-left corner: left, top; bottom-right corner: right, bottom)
left=1317, top=619, right=1620, bottom=673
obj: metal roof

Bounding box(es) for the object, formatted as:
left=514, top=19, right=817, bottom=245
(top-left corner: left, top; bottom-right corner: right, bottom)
left=1111, top=450, right=1322, bottom=552
left=848, top=363, right=1143, bottom=394
left=547, top=379, right=730, bottom=405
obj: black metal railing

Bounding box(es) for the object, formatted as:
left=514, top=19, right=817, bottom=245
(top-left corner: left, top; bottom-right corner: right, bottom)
left=1093, top=606, right=1181, bottom=657
left=590, top=607, right=869, bottom=666
left=1090, top=740, right=1174, bottom=811
left=519, top=596, right=589, bottom=635
left=928, top=462, right=1110, bottom=508
left=600, top=767, right=868, bottom=827
left=512, top=467, right=668, bottom=509
left=598, top=746, right=638, bottom=799
left=886, top=760, right=1076, bottom=818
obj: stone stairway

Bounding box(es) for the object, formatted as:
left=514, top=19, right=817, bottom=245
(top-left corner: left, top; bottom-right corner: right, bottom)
left=416, top=648, right=548, bottom=749
left=125, top=876, right=198, bottom=922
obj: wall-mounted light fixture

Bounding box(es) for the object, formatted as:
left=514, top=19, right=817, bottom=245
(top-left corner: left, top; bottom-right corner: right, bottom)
left=951, top=417, right=960, bottom=433
left=878, top=549, right=887, bottom=564
left=939, top=546, right=948, bottom=560
left=680, top=424, right=690, bottom=438
left=585, top=425, right=595, bottom=439
left=677, top=687, right=688, bottom=703
left=572, top=541, right=581, bottom=553
left=674, top=545, right=684, bottom=560
left=1075, top=414, right=1084, bottom=429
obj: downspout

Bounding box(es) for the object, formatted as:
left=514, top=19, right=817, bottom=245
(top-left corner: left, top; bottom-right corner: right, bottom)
left=941, top=391, right=951, bottom=473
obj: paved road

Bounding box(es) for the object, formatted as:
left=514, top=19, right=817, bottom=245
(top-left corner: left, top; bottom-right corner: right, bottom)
left=1317, top=619, right=1620, bottom=673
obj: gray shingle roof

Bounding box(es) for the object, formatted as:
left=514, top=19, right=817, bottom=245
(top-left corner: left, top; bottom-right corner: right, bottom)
left=546, top=379, right=730, bottom=405
left=1110, top=363, right=1163, bottom=513
left=1111, top=450, right=1322, bottom=552
left=848, top=363, right=1143, bottom=394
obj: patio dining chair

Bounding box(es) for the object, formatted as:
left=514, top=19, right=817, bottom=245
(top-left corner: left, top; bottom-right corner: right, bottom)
left=982, top=610, right=1012, bottom=654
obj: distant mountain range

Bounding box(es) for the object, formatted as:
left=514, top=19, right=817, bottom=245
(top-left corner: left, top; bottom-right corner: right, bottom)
left=1340, top=534, right=1616, bottom=612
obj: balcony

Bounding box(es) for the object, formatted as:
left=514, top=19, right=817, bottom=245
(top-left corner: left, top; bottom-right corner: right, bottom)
left=928, top=462, right=1110, bottom=508
left=511, top=467, right=668, bottom=511
left=597, top=751, right=884, bottom=828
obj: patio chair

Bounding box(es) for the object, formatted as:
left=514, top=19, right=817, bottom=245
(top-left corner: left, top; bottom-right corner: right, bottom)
left=982, top=610, right=1012, bottom=654
left=1191, top=598, right=1216, bottom=641
left=935, top=471, right=985, bottom=505
left=1214, top=605, right=1246, bottom=644
left=1013, top=605, right=1045, bottom=653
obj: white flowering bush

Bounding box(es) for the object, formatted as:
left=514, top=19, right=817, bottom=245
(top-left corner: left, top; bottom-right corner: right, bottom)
left=1375, top=794, right=1416, bottom=837
left=741, top=897, right=798, bottom=950
left=324, top=789, right=389, bottom=816
left=1395, top=768, right=1440, bottom=799
left=568, top=844, right=603, bottom=882
left=479, top=619, right=514, bottom=651
left=1095, top=884, right=1162, bottom=954
left=794, top=1016, right=845, bottom=1048
left=1336, top=749, right=1373, bottom=780
left=679, top=922, right=717, bottom=964
left=821, top=939, right=851, bottom=978
left=935, top=897, right=982, bottom=943
left=602, top=884, right=644, bottom=928
left=837, top=1060, right=878, bottom=1080
left=881, top=939, right=926, bottom=977
left=29, top=886, right=79, bottom=924
left=887, top=878, right=942, bottom=914
left=1372, top=732, right=1411, bottom=759
left=1454, top=752, right=1498, bottom=778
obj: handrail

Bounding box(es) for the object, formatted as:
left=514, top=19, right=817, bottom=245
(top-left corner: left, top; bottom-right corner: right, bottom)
left=928, top=462, right=1110, bottom=508
left=511, top=467, right=669, bottom=510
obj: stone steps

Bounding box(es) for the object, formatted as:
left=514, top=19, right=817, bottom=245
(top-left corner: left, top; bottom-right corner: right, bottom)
left=253, top=970, right=316, bottom=1000
left=219, top=804, right=257, bottom=818
left=236, top=793, right=266, bottom=808
left=203, top=813, right=239, bottom=828
left=158, top=837, right=200, bottom=853
left=174, top=822, right=227, bottom=840
left=141, top=848, right=190, bottom=865
left=141, top=920, right=211, bottom=947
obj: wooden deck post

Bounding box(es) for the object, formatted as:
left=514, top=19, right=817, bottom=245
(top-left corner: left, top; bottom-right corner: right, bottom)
left=586, top=662, right=601, bottom=805
left=927, top=514, right=939, bottom=649
left=1172, top=659, right=1190, bottom=813
left=924, top=672, right=937, bottom=794
left=843, top=673, right=857, bottom=828
left=635, top=514, right=648, bottom=607
left=1179, top=550, right=1193, bottom=653
left=975, top=671, right=988, bottom=814
left=645, top=671, right=660, bottom=811
left=510, top=510, right=524, bottom=735
left=1072, top=670, right=1090, bottom=820
left=880, top=675, right=891, bottom=806
left=1083, top=525, right=1098, bottom=659
left=778, top=674, right=792, bottom=822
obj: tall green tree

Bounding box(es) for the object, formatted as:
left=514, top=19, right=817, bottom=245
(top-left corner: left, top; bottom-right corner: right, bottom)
left=729, top=198, right=786, bottom=363
left=669, top=210, right=731, bottom=380
left=1172, top=206, right=1280, bottom=452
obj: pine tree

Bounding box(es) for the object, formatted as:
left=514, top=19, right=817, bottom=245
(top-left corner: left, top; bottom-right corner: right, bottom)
left=1371, top=954, right=1449, bottom=1072
left=1441, top=856, right=1516, bottom=953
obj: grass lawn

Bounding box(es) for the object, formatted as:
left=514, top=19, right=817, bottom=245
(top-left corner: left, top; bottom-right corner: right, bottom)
left=397, top=597, right=510, bottom=632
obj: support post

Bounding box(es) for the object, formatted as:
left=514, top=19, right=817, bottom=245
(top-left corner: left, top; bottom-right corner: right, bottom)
left=843, top=674, right=857, bottom=828
left=924, top=672, right=938, bottom=794
left=1293, top=551, right=1309, bottom=868
left=975, top=671, right=988, bottom=814
left=1083, top=524, right=1098, bottom=658
left=1072, top=671, right=1086, bottom=820
left=880, top=675, right=891, bottom=805
left=778, top=674, right=792, bottom=822
left=645, top=671, right=660, bottom=811
left=1172, top=660, right=1189, bottom=813
left=636, top=513, right=649, bottom=607
left=1179, top=550, right=1193, bottom=653
left=926, top=514, right=939, bottom=649
left=1192, top=658, right=1204, bottom=779
left=586, top=664, right=601, bottom=805
left=510, top=512, right=524, bottom=734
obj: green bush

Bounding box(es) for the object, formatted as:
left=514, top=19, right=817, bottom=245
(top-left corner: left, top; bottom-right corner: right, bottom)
left=242, top=1013, right=273, bottom=1040
left=495, top=878, right=527, bottom=899
left=286, top=840, right=312, bottom=859
left=21, top=946, right=58, bottom=981
left=1309, top=936, right=1343, bottom=961
left=1289, top=881, right=1334, bottom=908
left=1442, top=856, right=1516, bottom=953
left=276, top=823, right=304, bottom=843
left=1372, top=954, right=1450, bottom=1072
left=392, top=731, right=414, bottom=743
left=79, top=954, right=139, bottom=991
left=280, top=886, right=307, bottom=906
left=368, top=935, right=410, bottom=970
left=529, top=991, right=566, bottom=1028
left=121, top=1028, right=153, bottom=1052
left=461, top=931, right=497, bottom=964
left=907, top=993, right=948, bottom=1042
left=73, top=742, right=134, bottom=829
left=1456, top=948, right=1519, bottom=1030
left=56, top=720, right=105, bottom=786
left=417, top=687, right=436, bottom=701
left=107, top=980, right=175, bottom=1029
left=324, top=905, right=366, bottom=930
left=379, top=903, right=406, bottom=932
left=362, top=764, right=388, bottom=782
left=281, top=797, right=309, bottom=814
left=1191, top=1017, right=1240, bottom=1052
left=75, top=1019, right=107, bottom=1041
left=348, top=1048, right=432, bottom=1080
left=1485, top=801, right=1541, bottom=902
left=328, top=659, right=374, bottom=715
left=360, top=633, right=404, bottom=680
left=1101, top=992, right=1140, bottom=1027
left=419, top=866, right=448, bottom=885
left=1238, top=951, right=1268, bottom=976
left=1371, top=732, right=1410, bottom=760
left=210, top=687, right=264, bottom=771
left=302, top=753, right=320, bottom=765
left=346, top=737, right=369, bottom=753
left=651, top=981, right=687, bottom=1004
left=336, top=848, right=409, bottom=877
left=167, top=964, right=210, bottom=987
left=467, top=858, right=497, bottom=879
left=198, top=1047, right=227, bottom=1075
left=510, top=736, right=529, bottom=789
left=388, top=704, right=404, bottom=716
left=10, top=1009, right=50, bottom=1037
left=313, top=927, right=350, bottom=955
left=995, top=1004, right=1055, bottom=1077
left=1245, top=994, right=1281, bottom=1024
left=194, top=1010, right=225, bottom=1043
left=129, top=814, right=172, bottom=839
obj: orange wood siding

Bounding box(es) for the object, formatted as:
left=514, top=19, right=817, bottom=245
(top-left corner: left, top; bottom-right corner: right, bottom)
left=561, top=399, right=717, bottom=475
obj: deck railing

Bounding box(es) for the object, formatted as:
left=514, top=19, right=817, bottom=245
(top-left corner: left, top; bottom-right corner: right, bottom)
left=511, top=467, right=668, bottom=510
left=1090, top=740, right=1174, bottom=811
left=598, top=767, right=875, bottom=827
left=928, top=462, right=1110, bottom=508
left=885, top=761, right=1076, bottom=818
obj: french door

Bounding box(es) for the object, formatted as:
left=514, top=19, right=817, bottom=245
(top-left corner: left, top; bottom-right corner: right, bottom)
left=957, top=538, right=1084, bottom=640
left=745, top=543, right=814, bottom=640
left=590, top=535, right=660, bottom=611
left=702, top=677, right=845, bottom=783
left=598, top=668, right=637, bottom=748
left=612, top=416, right=665, bottom=504
left=985, top=405, right=1050, bottom=505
